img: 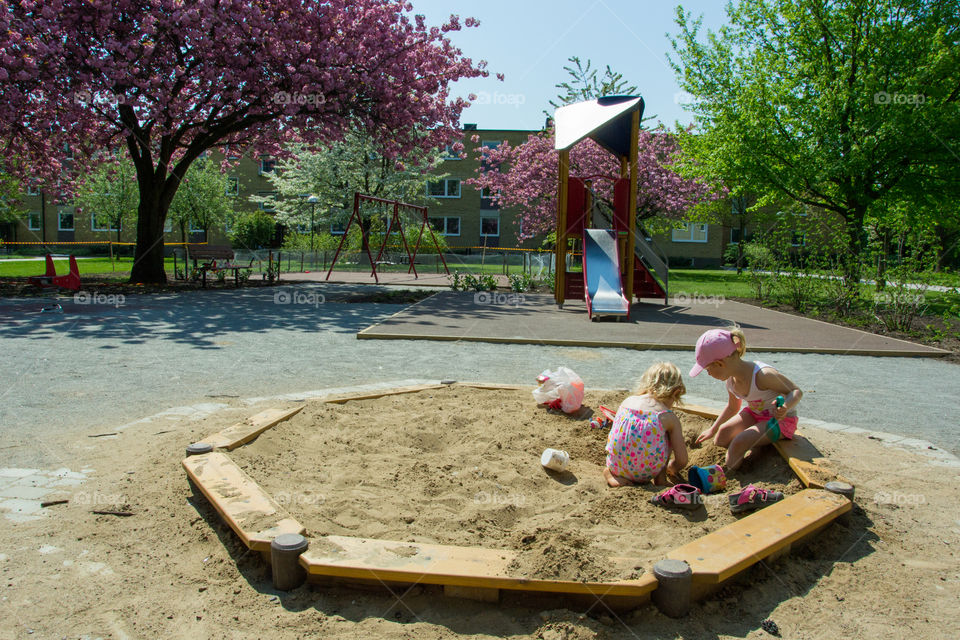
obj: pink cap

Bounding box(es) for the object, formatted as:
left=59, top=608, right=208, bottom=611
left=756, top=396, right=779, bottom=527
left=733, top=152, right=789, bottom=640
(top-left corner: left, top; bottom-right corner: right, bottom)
left=689, top=329, right=737, bottom=377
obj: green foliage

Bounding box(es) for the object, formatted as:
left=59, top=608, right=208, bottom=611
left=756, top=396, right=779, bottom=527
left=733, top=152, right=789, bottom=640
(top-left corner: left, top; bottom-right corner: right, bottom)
left=450, top=271, right=497, bottom=292
left=509, top=272, right=534, bottom=293
left=258, top=131, right=444, bottom=238
left=168, top=159, right=234, bottom=241
left=237, top=268, right=252, bottom=286
left=670, top=0, right=960, bottom=284
left=229, top=211, right=276, bottom=250
left=75, top=156, right=138, bottom=242
left=281, top=230, right=349, bottom=253
left=547, top=56, right=639, bottom=114
left=741, top=240, right=777, bottom=301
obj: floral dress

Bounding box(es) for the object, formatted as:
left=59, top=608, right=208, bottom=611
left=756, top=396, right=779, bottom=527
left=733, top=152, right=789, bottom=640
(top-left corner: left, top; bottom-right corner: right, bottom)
left=605, top=404, right=671, bottom=482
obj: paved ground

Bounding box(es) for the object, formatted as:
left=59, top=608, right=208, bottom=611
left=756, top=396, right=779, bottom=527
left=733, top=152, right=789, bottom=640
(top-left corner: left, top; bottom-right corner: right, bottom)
left=1, top=281, right=958, bottom=473
left=359, top=291, right=947, bottom=356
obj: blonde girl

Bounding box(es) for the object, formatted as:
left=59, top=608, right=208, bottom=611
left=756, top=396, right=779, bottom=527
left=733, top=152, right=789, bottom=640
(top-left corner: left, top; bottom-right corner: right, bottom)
left=691, top=327, right=802, bottom=471
left=604, top=362, right=689, bottom=487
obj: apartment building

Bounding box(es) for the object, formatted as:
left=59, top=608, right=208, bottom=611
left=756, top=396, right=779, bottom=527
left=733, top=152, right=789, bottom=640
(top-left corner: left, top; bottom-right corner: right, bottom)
left=6, top=128, right=747, bottom=266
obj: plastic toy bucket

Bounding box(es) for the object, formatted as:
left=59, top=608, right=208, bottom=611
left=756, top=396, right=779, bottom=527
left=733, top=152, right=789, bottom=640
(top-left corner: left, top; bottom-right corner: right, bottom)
left=687, top=464, right=727, bottom=493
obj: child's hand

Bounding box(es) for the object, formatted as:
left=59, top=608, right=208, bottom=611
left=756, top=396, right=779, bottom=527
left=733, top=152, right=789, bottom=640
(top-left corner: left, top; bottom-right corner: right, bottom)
left=695, top=427, right=715, bottom=445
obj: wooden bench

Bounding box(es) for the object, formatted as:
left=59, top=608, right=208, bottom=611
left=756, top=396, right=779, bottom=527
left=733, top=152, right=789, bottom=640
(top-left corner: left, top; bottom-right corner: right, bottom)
left=185, top=245, right=251, bottom=287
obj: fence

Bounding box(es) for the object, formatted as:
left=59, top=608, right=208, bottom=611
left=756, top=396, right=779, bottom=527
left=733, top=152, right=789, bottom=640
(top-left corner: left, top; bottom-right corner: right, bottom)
left=225, top=249, right=554, bottom=278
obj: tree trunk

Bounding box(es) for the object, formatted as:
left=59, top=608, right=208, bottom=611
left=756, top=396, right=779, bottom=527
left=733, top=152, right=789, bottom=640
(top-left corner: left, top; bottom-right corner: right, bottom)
left=129, top=191, right=168, bottom=284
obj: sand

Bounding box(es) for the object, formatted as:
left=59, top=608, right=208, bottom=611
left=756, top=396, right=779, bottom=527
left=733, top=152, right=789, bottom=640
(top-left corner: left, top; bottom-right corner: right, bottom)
left=230, top=387, right=799, bottom=583
left=1, top=385, right=958, bottom=639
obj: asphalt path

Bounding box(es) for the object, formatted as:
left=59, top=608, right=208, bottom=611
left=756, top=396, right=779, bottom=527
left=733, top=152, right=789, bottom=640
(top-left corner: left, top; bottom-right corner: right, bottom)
left=2, top=283, right=958, bottom=469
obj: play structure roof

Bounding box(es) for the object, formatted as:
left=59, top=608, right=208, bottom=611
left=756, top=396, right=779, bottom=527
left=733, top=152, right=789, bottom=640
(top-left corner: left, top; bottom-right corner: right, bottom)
left=553, top=96, right=645, bottom=158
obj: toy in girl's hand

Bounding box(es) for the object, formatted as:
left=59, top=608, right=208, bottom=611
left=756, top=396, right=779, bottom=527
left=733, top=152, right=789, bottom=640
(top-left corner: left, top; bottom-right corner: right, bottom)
left=766, top=395, right=786, bottom=441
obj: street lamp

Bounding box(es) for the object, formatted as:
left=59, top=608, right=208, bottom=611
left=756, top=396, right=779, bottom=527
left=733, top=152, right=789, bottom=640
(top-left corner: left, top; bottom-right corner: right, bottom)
left=307, top=195, right=319, bottom=254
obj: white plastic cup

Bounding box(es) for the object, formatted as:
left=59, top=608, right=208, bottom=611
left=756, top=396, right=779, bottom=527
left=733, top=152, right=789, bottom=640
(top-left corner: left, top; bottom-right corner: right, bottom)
left=540, top=448, right=570, bottom=472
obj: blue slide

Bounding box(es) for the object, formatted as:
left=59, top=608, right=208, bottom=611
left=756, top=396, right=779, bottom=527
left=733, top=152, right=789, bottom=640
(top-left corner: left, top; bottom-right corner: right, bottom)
left=583, top=228, right=629, bottom=319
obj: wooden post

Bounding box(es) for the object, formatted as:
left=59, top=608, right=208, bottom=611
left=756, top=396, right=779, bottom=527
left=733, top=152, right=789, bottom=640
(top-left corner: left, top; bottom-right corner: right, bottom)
left=625, top=111, right=640, bottom=303
left=555, top=149, right=570, bottom=305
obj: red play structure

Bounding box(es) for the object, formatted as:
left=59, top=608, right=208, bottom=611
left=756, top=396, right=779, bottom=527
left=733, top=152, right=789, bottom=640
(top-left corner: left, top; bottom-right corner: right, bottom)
left=325, top=192, right=449, bottom=283
left=27, top=254, right=82, bottom=291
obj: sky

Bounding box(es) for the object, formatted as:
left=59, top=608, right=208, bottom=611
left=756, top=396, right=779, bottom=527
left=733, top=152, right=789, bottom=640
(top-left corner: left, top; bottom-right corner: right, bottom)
left=409, top=0, right=733, bottom=131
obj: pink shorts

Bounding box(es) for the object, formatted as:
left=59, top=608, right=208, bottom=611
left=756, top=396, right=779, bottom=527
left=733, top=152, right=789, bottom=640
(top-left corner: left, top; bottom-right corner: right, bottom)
left=741, top=407, right=798, bottom=441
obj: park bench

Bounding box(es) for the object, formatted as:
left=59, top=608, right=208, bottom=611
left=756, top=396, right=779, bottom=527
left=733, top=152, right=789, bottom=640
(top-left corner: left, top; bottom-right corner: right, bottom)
left=184, top=245, right=251, bottom=288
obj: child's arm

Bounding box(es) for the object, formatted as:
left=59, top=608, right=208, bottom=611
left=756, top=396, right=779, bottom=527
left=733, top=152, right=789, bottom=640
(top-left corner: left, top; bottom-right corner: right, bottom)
left=663, top=412, right=688, bottom=477
left=694, top=391, right=741, bottom=444
left=756, top=369, right=802, bottom=418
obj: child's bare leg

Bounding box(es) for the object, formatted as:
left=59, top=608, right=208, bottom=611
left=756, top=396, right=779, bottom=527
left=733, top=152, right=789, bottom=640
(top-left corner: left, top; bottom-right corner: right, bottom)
left=603, top=466, right=634, bottom=487
left=713, top=413, right=755, bottom=448
left=726, top=426, right=772, bottom=472
left=653, top=467, right=668, bottom=486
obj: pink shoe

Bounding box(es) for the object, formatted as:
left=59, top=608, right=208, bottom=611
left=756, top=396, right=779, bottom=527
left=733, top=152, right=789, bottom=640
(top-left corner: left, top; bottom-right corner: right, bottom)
left=650, top=484, right=703, bottom=510
left=729, top=484, right=783, bottom=513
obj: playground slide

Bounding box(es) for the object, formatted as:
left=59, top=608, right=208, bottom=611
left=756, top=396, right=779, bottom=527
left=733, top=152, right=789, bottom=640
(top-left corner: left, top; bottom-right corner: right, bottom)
left=583, top=228, right=629, bottom=319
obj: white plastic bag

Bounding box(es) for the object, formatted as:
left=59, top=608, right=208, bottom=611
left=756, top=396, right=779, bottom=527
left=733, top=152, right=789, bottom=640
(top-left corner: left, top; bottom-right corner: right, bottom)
left=532, top=366, right=585, bottom=413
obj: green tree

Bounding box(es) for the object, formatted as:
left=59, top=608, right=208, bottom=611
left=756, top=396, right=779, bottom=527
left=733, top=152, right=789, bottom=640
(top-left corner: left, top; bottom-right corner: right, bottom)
left=670, top=0, right=960, bottom=286
left=546, top=56, right=639, bottom=115
left=0, top=171, right=27, bottom=225
left=75, top=157, right=138, bottom=245
left=259, top=131, right=444, bottom=260
left=230, top=211, right=276, bottom=250
left=167, top=159, right=234, bottom=246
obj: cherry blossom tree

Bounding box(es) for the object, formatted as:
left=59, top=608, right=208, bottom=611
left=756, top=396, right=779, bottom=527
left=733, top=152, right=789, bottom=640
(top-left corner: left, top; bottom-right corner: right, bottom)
left=0, top=1, right=487, bottom=282
left=467, top=127, right=718, bottom=241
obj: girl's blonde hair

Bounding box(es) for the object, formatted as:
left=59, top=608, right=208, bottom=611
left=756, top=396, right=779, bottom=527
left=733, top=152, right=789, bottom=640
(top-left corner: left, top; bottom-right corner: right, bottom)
left=727, top=325, right=747, bottom=358
left=635, top=361, right=686, bottom=405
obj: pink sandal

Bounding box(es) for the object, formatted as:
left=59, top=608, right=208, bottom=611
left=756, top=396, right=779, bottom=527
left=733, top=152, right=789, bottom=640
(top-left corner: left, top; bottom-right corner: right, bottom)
left=650, top=484, right=702, bottom=510
left=729, top=484, right=783, bottom=513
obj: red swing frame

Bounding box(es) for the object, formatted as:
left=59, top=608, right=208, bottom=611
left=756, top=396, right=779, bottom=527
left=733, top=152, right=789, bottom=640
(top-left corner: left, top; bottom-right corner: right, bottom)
left=325, top=192, right=449, bottom=283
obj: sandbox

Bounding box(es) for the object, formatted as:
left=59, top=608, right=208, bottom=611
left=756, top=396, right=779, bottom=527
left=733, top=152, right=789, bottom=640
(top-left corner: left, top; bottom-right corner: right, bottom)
left=182, top=382, right=852, bottom=611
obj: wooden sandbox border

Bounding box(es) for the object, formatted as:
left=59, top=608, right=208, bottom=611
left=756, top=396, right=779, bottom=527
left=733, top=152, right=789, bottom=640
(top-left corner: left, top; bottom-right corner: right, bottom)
left=183, top=383, right=853, bottom=609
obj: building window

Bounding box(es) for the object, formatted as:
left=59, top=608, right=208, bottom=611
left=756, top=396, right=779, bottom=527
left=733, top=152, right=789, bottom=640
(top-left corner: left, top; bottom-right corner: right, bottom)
left=426, top=179, right=460, bottom=198
left=330, top=220, right=347, bottom=235
left=671, top=223, right=708, bottom=243
left=259, top=156, right=275, bottom=175
left=91, top=213, right=120, bottom=232
left=164, top=219, right=173, bottom=233
left=225, top=177, right=239, bottom=196
left=58, top=210, right=74, bottom=231
left=428, top=216, right=460, bottom=236
left=257, top=191, right=277, bottom=212
left=27, top=184, right=40, bottom=196
left=791, top=231, right=806, bottom=247
left=480, top=186, right=500, bottom=210
left=480, top=216, right=499, bottom=237
left=189, top=221, right=204, bottom=233
left=442, top=145, right=460, bottom=160
left=28, top=212, right=41, bottom=230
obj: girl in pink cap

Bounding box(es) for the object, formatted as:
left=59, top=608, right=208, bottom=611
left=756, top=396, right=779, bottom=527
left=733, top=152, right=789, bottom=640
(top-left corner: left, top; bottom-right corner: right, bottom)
left=690, top=326, right=802, bottom=472
left=603, top=362, right=689, bottom=487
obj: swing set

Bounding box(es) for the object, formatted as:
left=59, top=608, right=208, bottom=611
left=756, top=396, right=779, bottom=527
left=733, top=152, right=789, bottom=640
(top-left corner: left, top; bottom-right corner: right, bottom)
left=325, top=192, right=450, bottom=283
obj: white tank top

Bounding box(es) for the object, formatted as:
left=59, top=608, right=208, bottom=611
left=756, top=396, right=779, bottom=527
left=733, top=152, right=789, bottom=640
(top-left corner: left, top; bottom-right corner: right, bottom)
left=726, top=361, right=796, bottom=416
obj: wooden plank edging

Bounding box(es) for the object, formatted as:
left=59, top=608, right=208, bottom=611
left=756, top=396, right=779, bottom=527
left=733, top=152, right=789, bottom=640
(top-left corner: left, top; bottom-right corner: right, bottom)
left=183, top=452, right=304, bottom=552
left=203, top=406, right=304, bottom=451
left=299, top=535, right=658, bottom=598
left=322, top=384, right=447, bottom=404
left=666, top=489, right=851, bottom=585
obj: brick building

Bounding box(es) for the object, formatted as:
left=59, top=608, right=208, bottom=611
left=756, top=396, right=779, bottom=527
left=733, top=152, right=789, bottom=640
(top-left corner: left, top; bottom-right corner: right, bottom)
left=6, top=128, right=752, bottom=266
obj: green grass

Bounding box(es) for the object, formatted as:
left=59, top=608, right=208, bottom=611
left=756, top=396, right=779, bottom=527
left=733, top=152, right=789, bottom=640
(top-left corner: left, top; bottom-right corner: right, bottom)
left=0, top=256, right=178, bottom=278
